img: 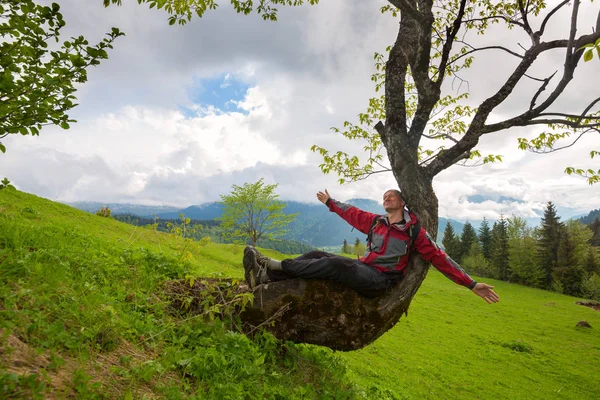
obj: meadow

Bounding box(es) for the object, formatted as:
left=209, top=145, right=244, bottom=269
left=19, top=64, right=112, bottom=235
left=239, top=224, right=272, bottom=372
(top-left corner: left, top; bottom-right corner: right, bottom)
left=1, top=189, right=599, bottom=399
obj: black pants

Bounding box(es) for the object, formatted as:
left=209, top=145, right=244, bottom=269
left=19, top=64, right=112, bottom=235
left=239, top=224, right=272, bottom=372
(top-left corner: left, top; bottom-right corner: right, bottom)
left=266, top=250, right=402, bottom=298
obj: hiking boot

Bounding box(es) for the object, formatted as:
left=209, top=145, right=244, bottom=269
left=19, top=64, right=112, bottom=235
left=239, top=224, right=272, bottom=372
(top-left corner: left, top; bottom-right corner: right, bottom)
left=243, top=246, right=259, bottom=289
left=253, top=248, right=271, bottom=270
left=243, top=246, right=271, bottom=289
left=253, top=247, right=283, bottom=271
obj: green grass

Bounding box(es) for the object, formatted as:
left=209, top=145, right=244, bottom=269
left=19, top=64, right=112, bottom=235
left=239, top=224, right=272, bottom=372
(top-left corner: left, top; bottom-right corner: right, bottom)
left=340, top=273, right=600, bottom=399
left=1, top=189, right=599, bottom=399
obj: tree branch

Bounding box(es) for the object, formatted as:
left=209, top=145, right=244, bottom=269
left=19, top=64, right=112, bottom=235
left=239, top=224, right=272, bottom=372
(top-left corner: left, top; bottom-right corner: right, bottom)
left=422, top=133, right=459, bottom=144
left=533, top=97, right=600, bottom=125
left=517, top=0, right=535, bottom=43
left=436, top=0, right=468, bottom=86
left=447, top=44, right=524, bottom=70
left=529, top=71, right=557, bottom=110
left=538, top=0, right=571, bottom=37
left=462, top=15, right=527, bottom=30
left=523, top=73, right=548, bottom=83
left=567, top=0, right=581, bottom=60
left=387, top=0, right=424, bottom=23
left=384, top=17, right=413, bottom=142
left=527, top=128, right=599, bottom=153
left=522, top=119, right=600, bottom=128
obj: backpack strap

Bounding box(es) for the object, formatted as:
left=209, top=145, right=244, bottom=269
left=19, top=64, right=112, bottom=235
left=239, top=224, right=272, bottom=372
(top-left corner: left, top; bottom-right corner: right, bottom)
left=407, top=219, right=421, bottom=248
left=366, top=216, right=383, bottom=249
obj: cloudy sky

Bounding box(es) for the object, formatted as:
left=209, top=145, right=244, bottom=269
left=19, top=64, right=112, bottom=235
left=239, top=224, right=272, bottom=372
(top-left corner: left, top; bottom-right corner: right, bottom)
left=1, top=0, right=598, bottom=223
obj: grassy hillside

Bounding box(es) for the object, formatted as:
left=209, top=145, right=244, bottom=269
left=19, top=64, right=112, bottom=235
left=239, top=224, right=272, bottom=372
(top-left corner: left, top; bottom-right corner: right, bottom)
left=1, top=189, right=599, bottom=399
left=0, top=190, right=367, bottom=399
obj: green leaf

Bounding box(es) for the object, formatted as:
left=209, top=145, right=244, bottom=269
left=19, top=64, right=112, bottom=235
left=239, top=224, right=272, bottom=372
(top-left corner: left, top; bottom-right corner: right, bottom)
left=0, top=143, right=6, bottom=153
left=583, top=49, right=593, bottom=62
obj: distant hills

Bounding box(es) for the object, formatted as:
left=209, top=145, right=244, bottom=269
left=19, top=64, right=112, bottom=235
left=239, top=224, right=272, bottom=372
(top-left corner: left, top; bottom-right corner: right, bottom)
left=578, top=209, right=600, bottom=225
left=67, top=198, right=464, bottom=247
left=68, top=201, right=179, bottom=217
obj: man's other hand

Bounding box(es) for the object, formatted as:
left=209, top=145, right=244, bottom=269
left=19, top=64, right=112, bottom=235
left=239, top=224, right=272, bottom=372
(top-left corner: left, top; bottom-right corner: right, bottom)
left=472, top=283, right=500, bottom=304
left=316, top=189, right=331, bottom=204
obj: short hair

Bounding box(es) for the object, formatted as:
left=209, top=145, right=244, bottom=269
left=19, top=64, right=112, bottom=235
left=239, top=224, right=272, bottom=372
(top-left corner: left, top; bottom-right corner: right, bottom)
left=384, top=189, right=404, bottom=201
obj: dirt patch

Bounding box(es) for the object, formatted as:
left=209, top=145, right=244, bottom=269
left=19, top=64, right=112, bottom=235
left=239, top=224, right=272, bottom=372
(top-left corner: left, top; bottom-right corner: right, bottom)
left=0, top=334, right=168, bottom=399
left=576, top=301, right=600, bottom=311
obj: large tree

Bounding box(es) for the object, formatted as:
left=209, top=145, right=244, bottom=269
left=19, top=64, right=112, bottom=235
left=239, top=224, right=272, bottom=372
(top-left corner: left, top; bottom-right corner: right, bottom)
left=0, top=0, right=123, bottom=153
left=106, top=0, right=600, bottom=349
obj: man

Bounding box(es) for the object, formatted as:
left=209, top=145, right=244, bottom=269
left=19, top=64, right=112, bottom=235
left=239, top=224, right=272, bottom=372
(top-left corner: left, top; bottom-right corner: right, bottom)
left=243, top=189, right=499, bottom=303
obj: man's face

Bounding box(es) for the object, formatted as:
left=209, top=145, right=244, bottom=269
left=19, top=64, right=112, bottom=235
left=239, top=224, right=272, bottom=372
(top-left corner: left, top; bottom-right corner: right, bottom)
left=383, top=190, right=405, bottom=212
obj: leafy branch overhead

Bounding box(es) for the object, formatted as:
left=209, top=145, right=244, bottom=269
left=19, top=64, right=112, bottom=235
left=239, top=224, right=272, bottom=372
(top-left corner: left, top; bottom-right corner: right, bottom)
left=0, top=0, right=124, bottom=153
left=104, top=0, right=319, bottom=24
left=311, top=0, right=600, bottom=185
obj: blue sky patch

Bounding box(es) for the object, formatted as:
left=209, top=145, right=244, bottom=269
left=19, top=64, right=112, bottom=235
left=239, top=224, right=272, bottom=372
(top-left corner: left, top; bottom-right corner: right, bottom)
left=181, top=74, right=251, bottom=117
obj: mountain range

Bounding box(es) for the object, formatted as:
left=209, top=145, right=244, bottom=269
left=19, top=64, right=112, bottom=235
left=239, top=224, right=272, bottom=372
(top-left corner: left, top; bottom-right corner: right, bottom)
left=68, top=199, right=464, bottom=247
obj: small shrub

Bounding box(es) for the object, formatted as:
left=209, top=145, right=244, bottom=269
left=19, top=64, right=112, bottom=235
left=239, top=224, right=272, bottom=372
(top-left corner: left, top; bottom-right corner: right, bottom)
left=95, top=207, right=111, bottom=218
left=198, top=236, right=211, bottom=246
left=0, top=177, right=16, bottom=190
left=582, top=273, right=600, bottom=301
left=0, top=372, right=47, bottom=399
left=499, top=340, right=533, bottom=353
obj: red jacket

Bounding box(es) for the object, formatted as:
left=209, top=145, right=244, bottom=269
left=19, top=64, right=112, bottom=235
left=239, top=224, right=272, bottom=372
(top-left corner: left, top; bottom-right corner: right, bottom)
left=327, top=199, right=477, bottom=289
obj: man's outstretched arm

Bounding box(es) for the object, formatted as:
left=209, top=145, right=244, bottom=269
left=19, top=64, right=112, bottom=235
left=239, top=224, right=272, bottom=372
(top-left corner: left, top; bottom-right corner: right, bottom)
left=316, top=189, right=378, bottom=234
left=414, top=229, right=499, bottom=303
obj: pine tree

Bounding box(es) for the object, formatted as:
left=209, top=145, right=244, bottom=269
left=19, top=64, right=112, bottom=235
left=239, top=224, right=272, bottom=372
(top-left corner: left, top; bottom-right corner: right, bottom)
left=491, top=216, right=510, bottom=281
left=589, top=217, right=600, bottom=247
left=583, top=247, right=599, bottom=275
left=354, top=237, right=365, bottom=257
left=459, top=222, right=478, bottom=263
left=342, top=239, right=349, bottom=254
left=537, top=202, right=563, bottom=289
left=478, top=218, right=493, bottom=262
left=442, top=222, right=460, bottom=260
left=555, top=227, right=583, bottom=296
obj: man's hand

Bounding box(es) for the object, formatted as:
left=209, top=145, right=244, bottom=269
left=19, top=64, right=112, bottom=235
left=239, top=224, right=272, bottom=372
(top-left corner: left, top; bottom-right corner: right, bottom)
left=316, top=189, right=331, bottom=205
left=472, top=283, right=499, bottom=304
